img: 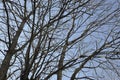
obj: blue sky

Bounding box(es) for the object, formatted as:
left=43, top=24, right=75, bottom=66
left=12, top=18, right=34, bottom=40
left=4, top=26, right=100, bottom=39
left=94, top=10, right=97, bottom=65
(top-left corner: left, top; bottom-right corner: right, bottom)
left=0, top=0, right=120, bottom=80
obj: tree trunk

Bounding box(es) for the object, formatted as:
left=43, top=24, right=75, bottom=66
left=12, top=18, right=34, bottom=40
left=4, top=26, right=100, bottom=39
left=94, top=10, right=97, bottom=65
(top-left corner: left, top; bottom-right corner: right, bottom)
left=0, top=53, right=13, bottom=80
left=57, top=45, right=67, bottom=80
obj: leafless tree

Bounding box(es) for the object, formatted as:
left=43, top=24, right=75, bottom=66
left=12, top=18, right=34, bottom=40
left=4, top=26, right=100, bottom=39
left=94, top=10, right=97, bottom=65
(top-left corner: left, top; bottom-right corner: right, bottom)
left=0, top=0, right=120, bottom=80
